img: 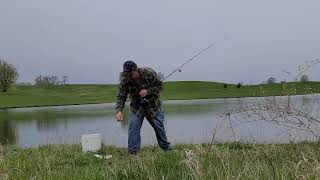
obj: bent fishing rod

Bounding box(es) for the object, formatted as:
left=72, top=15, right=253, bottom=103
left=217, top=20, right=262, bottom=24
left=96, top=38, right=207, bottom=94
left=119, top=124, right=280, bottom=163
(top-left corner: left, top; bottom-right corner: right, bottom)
left=161, top=41, right=216, bottom=81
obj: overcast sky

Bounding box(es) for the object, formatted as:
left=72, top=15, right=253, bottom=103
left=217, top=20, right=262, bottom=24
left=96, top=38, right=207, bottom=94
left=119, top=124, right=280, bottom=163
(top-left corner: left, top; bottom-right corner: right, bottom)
left=0, top=0, right=319, bottom=84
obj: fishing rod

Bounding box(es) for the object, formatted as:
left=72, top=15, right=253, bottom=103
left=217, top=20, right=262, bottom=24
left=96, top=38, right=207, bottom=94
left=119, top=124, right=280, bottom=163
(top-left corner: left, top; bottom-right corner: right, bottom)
left=140, top=41, right=216, bottom=105
left=161, top=41, right=216, bottom=81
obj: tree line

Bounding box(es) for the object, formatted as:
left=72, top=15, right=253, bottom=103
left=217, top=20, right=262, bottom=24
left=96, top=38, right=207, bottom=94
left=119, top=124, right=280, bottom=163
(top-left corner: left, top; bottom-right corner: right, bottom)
left=0, top=58, right=68, bottom=92
left=34, top=75, right=68, bottom=86
left=264, top=74, right=310, bottom=85
left=0, top=58, right=315, bottom=93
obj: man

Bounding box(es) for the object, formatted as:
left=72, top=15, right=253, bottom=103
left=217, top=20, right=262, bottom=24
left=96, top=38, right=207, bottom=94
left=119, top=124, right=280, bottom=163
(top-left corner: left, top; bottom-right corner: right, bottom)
left=115, top=61, right=171, bottom=154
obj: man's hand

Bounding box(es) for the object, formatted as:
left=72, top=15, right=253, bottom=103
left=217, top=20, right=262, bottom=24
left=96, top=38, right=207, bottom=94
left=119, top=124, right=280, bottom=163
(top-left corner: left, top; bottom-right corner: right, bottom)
left=116, top=111, right=123, bottom=122
left=139, top=89, right=148, bottom=97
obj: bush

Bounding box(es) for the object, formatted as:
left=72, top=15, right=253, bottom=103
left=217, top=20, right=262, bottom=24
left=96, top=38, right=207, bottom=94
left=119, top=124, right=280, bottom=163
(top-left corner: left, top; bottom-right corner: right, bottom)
left=267, top=77, right=276, bottom=84
left=0, top=59, right=18, bottom=92
left=300, top=74, right=309, bottom=82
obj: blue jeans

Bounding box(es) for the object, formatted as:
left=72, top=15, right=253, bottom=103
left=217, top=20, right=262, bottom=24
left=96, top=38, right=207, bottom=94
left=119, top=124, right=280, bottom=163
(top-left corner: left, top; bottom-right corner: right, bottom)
left=128, top=109, right=171, bottom=154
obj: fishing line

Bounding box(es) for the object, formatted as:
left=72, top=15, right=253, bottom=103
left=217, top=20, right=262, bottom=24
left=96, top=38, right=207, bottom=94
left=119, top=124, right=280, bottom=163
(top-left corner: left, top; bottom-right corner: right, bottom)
left=161, top=41, right=216, bottom=81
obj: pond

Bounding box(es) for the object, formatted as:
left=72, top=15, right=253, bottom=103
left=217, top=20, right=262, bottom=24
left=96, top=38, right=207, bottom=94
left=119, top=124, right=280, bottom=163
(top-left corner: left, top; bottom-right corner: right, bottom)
left=0, top=95, right=318, bottom=147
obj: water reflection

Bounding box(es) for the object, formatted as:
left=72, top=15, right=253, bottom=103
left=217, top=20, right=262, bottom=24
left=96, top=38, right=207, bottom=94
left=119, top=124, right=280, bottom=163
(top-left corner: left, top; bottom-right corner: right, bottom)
left=36, top=119, right=69, bottom=131
left=0, top=110, right=17, bottom=144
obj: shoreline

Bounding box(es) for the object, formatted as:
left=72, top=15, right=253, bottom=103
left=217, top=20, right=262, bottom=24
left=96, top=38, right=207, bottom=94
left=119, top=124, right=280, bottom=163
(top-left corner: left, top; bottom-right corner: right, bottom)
left=1, top=81, right=320, bottom=109
left=1, top=92, right=319, bottom=110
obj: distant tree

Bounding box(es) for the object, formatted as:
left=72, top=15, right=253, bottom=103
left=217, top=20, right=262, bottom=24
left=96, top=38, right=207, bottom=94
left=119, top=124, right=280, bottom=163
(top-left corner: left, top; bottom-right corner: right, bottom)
left=0, top=59, right=18, bottom=92
left=62, top=75, right=68, bottom=85
left=35, top=75, right=60, bottom=86
left=300, top=74, right=309, bottom=82
left=49, top=76, right=59, bottom=85
left=237, top=83, right=242, bottom=89
left=35, top=75, right=43, bottom=86
left=157, top=72, right=165, bottom=80
left=223, top=84, right=228, bottom=88
left=267, top=77, right=276, bottom=84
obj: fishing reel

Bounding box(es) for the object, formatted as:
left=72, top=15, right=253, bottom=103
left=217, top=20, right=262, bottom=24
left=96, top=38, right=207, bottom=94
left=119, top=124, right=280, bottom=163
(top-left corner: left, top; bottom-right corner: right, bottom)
left=139, top=97, right=148, bottom=105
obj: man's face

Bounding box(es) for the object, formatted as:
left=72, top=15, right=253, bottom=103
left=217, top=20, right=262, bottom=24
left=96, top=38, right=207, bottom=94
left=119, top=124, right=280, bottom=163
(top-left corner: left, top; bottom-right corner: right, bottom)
left=131, top=68, right=140, bottom=80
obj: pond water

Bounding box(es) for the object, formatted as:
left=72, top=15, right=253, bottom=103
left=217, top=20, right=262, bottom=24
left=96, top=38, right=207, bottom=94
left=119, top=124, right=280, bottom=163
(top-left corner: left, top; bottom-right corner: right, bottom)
left=0, top=95, right=318, bottom=147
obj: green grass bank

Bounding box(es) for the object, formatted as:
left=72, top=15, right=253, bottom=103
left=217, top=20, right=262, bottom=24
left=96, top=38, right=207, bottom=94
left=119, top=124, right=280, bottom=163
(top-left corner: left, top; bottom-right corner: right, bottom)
left=1, top=81, right=320, bottom=108
left=1, top=142, right=320, bottom=179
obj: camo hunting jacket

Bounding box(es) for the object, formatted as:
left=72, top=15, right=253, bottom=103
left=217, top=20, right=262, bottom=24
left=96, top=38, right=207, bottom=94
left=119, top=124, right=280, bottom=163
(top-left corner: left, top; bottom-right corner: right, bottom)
left=115, top=67, right=163, bottom=118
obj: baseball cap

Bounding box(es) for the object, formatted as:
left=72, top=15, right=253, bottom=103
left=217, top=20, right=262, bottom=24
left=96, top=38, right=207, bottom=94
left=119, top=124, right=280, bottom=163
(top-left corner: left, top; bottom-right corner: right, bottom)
left=123, top=61, right=137, bottom=73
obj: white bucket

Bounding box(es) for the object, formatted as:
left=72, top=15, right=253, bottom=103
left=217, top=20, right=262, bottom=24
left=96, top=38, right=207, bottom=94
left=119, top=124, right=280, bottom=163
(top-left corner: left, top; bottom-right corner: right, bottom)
left=81, top=134, right=101, bottom=152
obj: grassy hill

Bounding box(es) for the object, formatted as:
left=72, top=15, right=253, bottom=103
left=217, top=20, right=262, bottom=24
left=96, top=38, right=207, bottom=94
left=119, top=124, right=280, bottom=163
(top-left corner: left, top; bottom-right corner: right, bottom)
left=1, top=81, right=320, bottom=108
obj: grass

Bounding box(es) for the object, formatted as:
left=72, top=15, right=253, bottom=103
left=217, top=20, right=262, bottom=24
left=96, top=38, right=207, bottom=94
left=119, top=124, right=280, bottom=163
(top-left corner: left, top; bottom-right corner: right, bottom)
left=0, top=84, right=118, bottom=108
left=1, top=81, right=320, bottom=109
left=1, top=142, right=320, bottom=179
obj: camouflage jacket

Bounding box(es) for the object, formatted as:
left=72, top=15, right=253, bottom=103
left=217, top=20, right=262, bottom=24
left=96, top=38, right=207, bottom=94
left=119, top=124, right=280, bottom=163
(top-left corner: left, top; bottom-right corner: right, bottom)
left=115, top=67, right=163, bottom=118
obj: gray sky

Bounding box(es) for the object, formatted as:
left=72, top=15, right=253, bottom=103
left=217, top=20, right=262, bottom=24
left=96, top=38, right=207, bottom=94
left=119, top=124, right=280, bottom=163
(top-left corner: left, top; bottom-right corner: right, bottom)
left=1, top=0, right=319, bottom=84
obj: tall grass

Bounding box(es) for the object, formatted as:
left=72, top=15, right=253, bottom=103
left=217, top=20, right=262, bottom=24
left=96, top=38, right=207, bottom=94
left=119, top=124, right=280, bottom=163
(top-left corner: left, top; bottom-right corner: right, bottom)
left=1, top=142, right=320, bottom=179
